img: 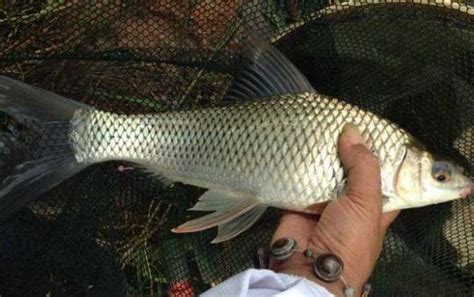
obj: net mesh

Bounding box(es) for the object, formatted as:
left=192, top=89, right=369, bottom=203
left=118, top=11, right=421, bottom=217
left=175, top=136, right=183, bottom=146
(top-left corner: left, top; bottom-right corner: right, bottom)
left=0, top=0, right=472, bottom=296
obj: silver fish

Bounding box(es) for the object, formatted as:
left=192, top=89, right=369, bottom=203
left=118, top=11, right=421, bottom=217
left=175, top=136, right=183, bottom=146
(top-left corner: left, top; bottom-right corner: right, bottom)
left=0, top=40, right=471, bottom=243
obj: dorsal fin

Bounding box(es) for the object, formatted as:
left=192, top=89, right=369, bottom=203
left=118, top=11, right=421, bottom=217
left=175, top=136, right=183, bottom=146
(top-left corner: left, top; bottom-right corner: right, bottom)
left=224, top=34, right=314, bottom=101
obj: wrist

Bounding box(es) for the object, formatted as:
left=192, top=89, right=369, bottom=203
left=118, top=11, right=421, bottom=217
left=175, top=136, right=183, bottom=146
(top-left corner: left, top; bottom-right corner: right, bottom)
left=309, top=238, right=371, bottom=293
left=270, top=253, right=361, bottom=297
left=281, top=267, right=348, bottom=296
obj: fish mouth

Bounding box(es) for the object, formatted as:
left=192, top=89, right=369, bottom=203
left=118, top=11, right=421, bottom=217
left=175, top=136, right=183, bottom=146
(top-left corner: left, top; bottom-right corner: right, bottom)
left=459, top=180, right=473, bottom=199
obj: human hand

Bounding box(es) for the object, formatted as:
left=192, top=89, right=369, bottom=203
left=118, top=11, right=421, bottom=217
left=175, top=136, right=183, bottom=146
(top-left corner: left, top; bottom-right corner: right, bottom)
left=269, top=124, right=400, bottom=296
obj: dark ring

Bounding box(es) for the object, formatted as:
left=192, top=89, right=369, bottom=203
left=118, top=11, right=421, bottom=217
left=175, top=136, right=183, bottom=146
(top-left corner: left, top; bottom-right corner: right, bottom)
left=270, top=237, right=297, bottom=261
left=267, top=238, right=345, bottom=283
left=313, top=253, right=344, bottom=282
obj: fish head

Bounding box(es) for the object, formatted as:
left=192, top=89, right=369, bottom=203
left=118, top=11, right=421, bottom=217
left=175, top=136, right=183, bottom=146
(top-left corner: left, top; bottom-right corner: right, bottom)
left=392, top=145, right=472, bottom=210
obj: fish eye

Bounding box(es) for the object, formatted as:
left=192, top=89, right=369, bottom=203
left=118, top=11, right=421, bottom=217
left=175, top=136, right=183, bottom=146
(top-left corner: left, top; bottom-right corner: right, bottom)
left=431, top=162, right=452, bottom=183
left=435, top=174, right=447, bottom=182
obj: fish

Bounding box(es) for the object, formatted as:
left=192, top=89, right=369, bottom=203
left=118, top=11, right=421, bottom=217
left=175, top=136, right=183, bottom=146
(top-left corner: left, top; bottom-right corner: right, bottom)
left=0, top=39, right=471, bottom=243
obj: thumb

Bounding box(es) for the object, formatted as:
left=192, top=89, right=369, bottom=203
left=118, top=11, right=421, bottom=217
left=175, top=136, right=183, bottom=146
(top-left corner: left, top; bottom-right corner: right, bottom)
left=338, top=123, right=382, bottom=212
left=381, top=210, right=400, bottom=232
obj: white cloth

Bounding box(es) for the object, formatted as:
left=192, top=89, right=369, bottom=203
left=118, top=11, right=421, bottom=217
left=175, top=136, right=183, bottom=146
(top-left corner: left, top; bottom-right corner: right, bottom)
left=201, top=268, right=335, bottom=297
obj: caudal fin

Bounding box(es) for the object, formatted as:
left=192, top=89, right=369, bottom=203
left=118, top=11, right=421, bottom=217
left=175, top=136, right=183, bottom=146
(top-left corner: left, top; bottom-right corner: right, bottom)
left=0, top=76, right=90, bottom=220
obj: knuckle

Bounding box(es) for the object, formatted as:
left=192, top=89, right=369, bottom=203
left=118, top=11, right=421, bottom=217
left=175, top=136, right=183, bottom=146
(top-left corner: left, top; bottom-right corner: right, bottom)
left=346, top=193, right=382, bottom=217
left=358, top=150, right=379, bottom=167
left=345, top=188, right=366, bottom=201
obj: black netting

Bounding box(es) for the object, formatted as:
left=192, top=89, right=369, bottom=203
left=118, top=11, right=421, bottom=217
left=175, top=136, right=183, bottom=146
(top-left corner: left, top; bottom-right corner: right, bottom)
left=0, top=1, right=472, bottom=296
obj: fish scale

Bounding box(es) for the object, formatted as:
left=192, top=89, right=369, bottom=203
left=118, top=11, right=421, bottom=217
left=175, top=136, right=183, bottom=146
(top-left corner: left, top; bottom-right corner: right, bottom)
left=71, top=93, right=410, bottom=211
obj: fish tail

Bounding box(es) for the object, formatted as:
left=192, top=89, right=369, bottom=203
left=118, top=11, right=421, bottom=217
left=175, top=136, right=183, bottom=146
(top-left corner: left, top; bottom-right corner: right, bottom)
left=0, top=76, right=91, bottom=220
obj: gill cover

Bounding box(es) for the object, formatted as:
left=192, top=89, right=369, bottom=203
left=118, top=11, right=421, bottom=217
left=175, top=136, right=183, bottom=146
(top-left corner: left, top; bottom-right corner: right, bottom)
left=389, top=145, right=424, bottom=210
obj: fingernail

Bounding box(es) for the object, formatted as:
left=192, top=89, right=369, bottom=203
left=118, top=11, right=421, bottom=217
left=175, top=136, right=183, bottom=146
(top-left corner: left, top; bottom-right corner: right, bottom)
left=341, top=123, right=364, bottom=145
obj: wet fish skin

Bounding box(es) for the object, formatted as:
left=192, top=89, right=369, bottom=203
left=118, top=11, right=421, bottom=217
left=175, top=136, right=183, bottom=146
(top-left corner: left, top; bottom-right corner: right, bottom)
left=71, top=92, right=410, bottom=212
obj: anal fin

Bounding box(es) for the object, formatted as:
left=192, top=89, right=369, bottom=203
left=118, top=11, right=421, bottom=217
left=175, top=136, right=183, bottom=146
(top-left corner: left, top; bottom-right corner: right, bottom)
left=172, top=189, right=265, bottom=243
left=212, top=205, right=267, bottom=244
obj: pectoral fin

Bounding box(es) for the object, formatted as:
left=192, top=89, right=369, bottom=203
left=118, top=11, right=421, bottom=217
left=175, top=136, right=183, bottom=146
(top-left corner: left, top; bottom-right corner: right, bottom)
left=172, top=189, right=265, bottom=243
left=303, top=202, right=329, bottom=214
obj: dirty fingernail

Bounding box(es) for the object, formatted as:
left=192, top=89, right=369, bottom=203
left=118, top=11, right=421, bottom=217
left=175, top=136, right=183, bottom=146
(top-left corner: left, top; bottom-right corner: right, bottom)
left=341, top=123, right=364, bottom=145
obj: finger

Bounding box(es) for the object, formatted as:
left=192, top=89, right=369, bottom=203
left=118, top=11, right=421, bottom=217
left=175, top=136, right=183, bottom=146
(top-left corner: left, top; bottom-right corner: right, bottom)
left=272, top=211, right=319, bottom=248
left=338, top=123, right=382, bottom=210
left=381, top=210, right=400, bottom=232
